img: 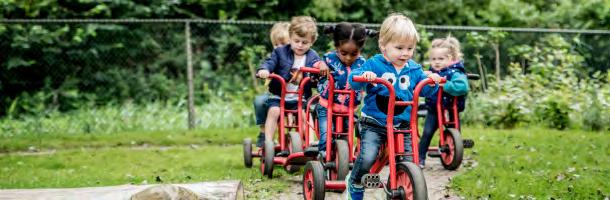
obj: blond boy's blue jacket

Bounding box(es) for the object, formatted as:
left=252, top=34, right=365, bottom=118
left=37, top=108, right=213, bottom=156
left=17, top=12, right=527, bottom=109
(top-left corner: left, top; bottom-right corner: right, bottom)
left=348, top=54, right=438, bottom=126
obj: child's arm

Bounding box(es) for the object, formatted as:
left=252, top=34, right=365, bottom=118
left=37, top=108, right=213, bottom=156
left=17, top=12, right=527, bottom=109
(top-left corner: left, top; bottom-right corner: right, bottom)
left=443, top=72, right=469, bottom=96
left=314, top=61, right=330, bottom=77
left=308, top=51, right=330, bottom=77
left=257, top=49, right=280, bottom=78
left=348, top=61, right=376, bottom=90
left=415, top=69, right=440, bottom=98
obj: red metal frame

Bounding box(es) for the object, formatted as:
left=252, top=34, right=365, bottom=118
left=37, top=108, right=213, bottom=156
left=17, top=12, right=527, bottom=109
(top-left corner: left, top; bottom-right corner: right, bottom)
left=318, top=76, right=438, bottom=191
left=248, top=72, right=316, bottom=171
left=426, top=78, right=464, bottom=153
left=299, top=67, right=362, bottom=190
left=304, top=94, right=321, bottom=145
left=300, top=67, right=359, bottom=164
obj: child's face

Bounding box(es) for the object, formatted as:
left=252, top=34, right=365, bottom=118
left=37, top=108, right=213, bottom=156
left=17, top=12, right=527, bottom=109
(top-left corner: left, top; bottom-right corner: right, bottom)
left=336, top=41, right=361, bottom=67
left=289, top=33, right=313, bottom=56
left=380, top=39, right=416, bottom=68
left=429, top=47, right=452, bottom=71
left=273, top=39, right=289, bottom=49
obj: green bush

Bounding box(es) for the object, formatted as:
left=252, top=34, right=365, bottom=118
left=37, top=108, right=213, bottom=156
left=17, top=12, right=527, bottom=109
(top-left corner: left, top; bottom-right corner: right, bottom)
left=462, top=34, right=609, bottom=131
left=535, top=92, right=571, bottom=130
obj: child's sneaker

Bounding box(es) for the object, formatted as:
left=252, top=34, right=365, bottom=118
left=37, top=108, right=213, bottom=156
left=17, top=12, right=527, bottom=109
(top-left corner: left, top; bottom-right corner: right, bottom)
left=255, top=133, right=265, bottom=148
left=317, top=151, right=326, bottom=162
left=419, top=159, right=425, bottom=169
left=345, top=172, right=364, bottom=200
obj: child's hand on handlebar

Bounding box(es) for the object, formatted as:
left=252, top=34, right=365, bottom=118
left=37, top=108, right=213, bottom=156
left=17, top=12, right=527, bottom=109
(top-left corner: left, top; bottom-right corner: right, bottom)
left=362, top=71, right=377, bottom=81
left=257, top=70, right=270, bottom=79
left=317, top=62, right=330, bottom=77
left=427, top=72, right=442, bottom=83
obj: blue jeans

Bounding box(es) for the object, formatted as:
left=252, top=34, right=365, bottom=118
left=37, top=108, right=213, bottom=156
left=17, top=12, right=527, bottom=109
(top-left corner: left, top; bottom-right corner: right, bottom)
left=253, top=93, right=270, bottom=125
left=349, top=119, right=412, bottom=184
left=418, top=109, right=460, bottom=164
left=315, top=104, right=349, bottom=152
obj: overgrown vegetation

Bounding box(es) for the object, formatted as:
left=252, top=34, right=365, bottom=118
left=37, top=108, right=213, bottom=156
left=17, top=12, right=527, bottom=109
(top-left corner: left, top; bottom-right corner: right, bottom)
left=1, top=0, right=609, bottom=118
left=0, top=97, right=253, bottom=139
left=461, top=35, right=610, bottom=131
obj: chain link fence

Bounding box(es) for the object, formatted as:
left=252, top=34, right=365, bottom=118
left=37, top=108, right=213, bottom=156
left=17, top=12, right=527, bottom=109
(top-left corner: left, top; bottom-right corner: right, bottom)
left=1, top=19, right=609, bottom=129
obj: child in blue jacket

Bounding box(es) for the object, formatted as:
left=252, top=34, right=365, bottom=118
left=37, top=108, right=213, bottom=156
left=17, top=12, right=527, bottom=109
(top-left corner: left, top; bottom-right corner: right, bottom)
left=257, top=16, right=329, bottom=153
left=419, top=36, right=470, bottom=168
left=253, top=22, right=290, bottom=148
left=345, top=13, right=441, bottom=200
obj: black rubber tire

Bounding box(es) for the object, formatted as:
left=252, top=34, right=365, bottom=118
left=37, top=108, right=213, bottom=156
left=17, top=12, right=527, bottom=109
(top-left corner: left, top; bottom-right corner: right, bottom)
left=289, top=131, right=304, bottom=153
left=243, top=138, right=253, bottom=168
left=387, top=162, right=428, bottom=200
left=440, top=128, right=464, bottom=170
left=286, top=131, right=303, bottom=173
left=263, top=140, right=275, bottom=178
left=302, top=161, right=326, bottom=200
left=334, top=139, right=350, bottom=181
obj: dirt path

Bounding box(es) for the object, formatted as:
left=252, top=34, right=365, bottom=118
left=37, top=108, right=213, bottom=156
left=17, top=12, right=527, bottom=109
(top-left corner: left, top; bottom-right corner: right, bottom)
left=275, top=158, right=474, bottom=200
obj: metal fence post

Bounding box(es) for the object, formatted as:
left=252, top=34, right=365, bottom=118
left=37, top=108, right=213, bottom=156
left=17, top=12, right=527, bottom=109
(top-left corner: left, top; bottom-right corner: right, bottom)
left=185, top=21, right=196, bottom=129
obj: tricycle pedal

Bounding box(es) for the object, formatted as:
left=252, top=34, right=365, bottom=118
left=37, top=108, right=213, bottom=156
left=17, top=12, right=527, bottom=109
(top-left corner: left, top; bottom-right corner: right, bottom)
left=463, top=139, right=475, bottom=148
left=361, top=173, right=382, bottom=188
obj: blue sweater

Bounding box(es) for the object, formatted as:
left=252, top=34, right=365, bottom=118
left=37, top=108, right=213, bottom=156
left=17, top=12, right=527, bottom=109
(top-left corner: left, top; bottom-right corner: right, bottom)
left=349, top=54, right=438, bottom=126
left=258, top=44, right=322, bottom=98
left=317, top=51, right=365, bottom=106
left=425, top=61, right=469, bottom=112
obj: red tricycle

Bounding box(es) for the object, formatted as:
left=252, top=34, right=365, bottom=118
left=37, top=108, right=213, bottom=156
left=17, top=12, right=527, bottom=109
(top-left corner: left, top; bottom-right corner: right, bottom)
left=298, top=67, right=359, bottom=198
left=243, top=72, right=317, bottom=178
left=423, top=73, right=479, bottom=170
left=303, top=76, right=436, bottom=200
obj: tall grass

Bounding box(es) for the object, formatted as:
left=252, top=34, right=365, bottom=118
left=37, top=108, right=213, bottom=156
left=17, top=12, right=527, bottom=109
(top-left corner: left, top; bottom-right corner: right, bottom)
left=0, top=98, right=253, bottom=137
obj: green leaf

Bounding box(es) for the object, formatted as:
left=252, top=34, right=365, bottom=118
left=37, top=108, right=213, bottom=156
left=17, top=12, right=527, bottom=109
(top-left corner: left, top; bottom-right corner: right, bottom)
left=6, top=58, right=36, bottom=69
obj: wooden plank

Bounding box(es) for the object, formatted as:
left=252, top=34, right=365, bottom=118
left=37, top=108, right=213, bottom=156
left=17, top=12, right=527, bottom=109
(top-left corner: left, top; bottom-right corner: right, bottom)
left=0, top=180, right=243, bottom=200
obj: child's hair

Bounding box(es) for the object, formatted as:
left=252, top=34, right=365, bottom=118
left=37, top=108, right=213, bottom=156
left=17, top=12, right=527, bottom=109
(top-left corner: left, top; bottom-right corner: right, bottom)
left=378, top=13, right=419, bottom=46
left=289, top=16, right=318, bottom=42
left=270, top=22, right=290, bottom=47
left=323, top=22, right=378, bottom=49
left=430, top=35, right=463, bottom=60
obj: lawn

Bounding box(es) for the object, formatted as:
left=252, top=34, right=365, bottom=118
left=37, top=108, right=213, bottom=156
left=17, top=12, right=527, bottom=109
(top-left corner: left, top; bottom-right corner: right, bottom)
left=451, top=127, right=609, bottom=199
left=0, top=126, right=608, bottom=199
left=0, top=127, right=293, bottom=199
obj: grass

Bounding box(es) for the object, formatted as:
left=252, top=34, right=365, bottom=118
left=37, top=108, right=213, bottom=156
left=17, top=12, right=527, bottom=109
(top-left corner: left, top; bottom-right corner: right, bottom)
left=0, top=127, right=291, bottom=199
left=0, top=145, right=292, bottom=199
left=451, top=127, right=609, bottom=199
left=1, top=124, right=608, bottom=199
left=0, top=127, right=258, bottom=153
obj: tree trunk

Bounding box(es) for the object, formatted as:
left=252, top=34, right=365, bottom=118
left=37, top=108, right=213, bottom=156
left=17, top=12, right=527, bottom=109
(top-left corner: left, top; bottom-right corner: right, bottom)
left=475, top=53, right=487, bottom=92
left=248, top=62, right=259, bottom=90
left=185, top=22, right=197, bottom=129
left=492, top=43, right=501, bottom=88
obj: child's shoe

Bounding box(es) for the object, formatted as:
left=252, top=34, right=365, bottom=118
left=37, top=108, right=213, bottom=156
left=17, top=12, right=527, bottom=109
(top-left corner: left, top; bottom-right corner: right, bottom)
left=317, top=151, right=326, bottom=162
left=419, top=159, right=426, bottom=169
left=255, top=133, right=265, bottom=148
left=345, top=172, right=364, bottom=200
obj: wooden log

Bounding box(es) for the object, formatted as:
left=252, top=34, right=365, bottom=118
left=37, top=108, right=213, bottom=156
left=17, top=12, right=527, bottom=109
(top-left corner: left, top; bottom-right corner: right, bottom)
left=0, top=180, right=244, bottom=200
